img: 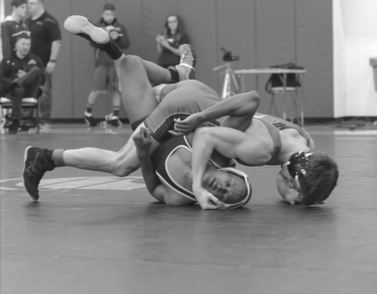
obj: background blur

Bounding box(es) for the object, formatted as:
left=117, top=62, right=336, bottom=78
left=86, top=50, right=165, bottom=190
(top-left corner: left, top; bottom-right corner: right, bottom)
left=2, top=0, right=376, bottom=120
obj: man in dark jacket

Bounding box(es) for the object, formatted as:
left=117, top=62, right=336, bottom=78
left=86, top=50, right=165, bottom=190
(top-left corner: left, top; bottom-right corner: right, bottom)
left=0, top=34, right=44, bottom=134
left=83, top=3, right=130, bottom=127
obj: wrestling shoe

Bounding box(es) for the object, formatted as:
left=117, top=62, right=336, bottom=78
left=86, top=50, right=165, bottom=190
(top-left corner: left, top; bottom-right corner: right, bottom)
left=84, top=111, right=97, bottom=127
left=175, top=44, right=196, bottom=81
left=39, top=122, right=51, bottom=133
left=105, top=113, right=122, bottom=127
left=23, top=146, right=55, bottom=201
left=5, top=118, right=19, bottom=134
left=64, top=15, right=110, bottom=45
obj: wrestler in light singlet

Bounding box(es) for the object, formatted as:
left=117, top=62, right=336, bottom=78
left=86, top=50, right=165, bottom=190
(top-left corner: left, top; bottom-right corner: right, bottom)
left=253, top=113, right=312, bottom=162
left=228, top=112, right=313, bottom=167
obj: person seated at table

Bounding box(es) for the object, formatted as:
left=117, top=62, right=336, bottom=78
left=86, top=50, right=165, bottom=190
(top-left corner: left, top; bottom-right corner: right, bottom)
left=0, top=33, right=44, bottom=134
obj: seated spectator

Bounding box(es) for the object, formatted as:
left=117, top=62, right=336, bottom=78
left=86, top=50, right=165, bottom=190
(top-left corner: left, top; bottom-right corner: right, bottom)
left=156, top=14, right=191, bottom=69
left=0, top=34, right=44, bottom=134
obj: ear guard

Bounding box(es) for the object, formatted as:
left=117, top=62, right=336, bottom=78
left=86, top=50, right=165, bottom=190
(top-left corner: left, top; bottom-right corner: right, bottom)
left=218, top=167, right=252, bottom=209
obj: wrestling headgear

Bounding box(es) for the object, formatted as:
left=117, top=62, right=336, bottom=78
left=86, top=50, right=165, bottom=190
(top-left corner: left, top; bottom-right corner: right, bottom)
left=282, top=151, right=313, bottom=179
left=218, top=167, right=252, bottom=209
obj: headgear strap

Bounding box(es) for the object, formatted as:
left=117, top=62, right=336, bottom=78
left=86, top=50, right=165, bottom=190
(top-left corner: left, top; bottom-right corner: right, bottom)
left=218, top=167, right=252, bottom=209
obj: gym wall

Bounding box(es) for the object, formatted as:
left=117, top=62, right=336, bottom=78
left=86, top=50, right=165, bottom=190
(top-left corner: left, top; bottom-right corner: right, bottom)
left=4, top=0, right=333, bottom=119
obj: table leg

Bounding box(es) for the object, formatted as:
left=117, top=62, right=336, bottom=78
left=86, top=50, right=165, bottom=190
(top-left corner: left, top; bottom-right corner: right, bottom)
left=283, top=73, right=287, bottom=121
left=300, top=73, right=304, bottom=127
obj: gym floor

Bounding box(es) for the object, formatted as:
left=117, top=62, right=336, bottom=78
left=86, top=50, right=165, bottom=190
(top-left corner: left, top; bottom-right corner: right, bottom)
left=1, top=123, right=376, bottom=294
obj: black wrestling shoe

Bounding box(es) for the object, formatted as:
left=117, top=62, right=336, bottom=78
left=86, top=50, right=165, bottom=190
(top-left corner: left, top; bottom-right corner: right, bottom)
left=23, top=146, right=55, bottom=201
left=64, top=15, right=110, bottom=45
left=104, top=113, right=122, bottom=127
left=6, top=119, right=20, bottom=134
left=175, top=44, right=196, bottom=81
left=84, top=111, right=97, bottom=127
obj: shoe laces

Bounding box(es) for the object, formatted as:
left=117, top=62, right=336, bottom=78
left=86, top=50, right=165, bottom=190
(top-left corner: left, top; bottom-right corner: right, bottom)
left=25, top=151, right=53, bottom=184
left=25, top=154, right=45, bottom=185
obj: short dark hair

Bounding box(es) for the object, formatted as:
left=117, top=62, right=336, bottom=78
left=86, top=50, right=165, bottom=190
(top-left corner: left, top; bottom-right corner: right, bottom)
left=103, top=3, right=115, bottom=11
left=11, top=0, right=27, bottom=8
left=299, top=151, right=339, bottom=205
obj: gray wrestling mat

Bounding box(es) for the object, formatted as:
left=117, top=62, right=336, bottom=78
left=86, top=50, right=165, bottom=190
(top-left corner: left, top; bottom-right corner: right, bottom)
left=1, top=123, right=376, bottom=294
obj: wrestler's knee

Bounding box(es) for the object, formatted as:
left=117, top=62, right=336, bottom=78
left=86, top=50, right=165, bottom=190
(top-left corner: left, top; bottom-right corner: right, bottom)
left=111, top=163, right=136, bottom=177
left=110, top=156, right=139, bottom=177
left=120, top=55, right=142, bottom=69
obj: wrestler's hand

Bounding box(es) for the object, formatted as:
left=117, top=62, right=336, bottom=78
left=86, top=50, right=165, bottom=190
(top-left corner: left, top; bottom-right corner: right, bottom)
left=169, top=114, right=202, bottom=136
left=133, top=127, right=152, bottom=158
left=193, top=186, right=225, bottom=210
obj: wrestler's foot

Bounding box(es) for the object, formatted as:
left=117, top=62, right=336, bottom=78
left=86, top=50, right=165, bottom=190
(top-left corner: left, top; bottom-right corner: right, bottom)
left=64, top=15, right=109, bottom=44
left=5, top=118, right=20, bottom=134
left=23, top=146, right=55, bottom=201
left=175, top=44, right=196, bottom=81
left=84, top=111, right=97, bottom=127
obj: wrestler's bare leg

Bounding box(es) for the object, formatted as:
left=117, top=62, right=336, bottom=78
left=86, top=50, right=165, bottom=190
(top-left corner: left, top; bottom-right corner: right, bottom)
left=61, top=16, right=171, bottom=177
left=22, top=15, right=195, bottom=200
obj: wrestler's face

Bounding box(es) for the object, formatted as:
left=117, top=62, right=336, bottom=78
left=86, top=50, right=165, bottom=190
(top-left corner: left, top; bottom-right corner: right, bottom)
left=276, top=167, right=302, bottom=205
left=202, top=170, right=247, bottom=203
left=14, top=4, right=27, bottom=18
left=102, top=10, right=115, bottom=24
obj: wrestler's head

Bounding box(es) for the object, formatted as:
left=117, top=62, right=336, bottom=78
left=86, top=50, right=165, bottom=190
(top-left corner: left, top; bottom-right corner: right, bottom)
left=276, top=151, right=339, bottom=205
left=202, top=167, right=252, bottom=209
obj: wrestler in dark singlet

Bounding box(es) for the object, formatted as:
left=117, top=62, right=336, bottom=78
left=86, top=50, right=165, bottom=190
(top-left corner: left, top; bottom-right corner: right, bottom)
left=151, top=134, right=251, bottom=208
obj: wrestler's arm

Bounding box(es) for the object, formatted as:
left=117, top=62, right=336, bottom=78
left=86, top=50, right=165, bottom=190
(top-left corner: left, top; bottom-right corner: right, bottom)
left=137, top=153, right=167, bottom=203
left=200, top=91, right=259, bottom=120
left=133, top=127, right=167, bottom=203
left=173, top=91, right=260, bottom=134
left=192, top=127, right=266, bottom=197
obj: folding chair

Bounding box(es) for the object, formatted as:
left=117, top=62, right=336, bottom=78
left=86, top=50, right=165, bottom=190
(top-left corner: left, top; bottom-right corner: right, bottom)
left=0, top=94, right=40, bottom=134
left=266, top=71, right=304, bottom=126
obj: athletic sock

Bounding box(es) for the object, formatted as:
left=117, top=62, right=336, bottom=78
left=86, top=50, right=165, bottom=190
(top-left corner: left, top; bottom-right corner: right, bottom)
left=86, top=105, right=93, bottom=114
left=112, top=109, right=119, bottom=117
left=97, top=38, right=123, bottom=60
left=168, top=67, right=179, bottom=83
left=51, top=149, right=66, bottom=167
